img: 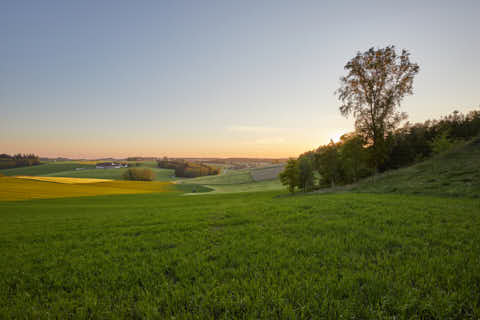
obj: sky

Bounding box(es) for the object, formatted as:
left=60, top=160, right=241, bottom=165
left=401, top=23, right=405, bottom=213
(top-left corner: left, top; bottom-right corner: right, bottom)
left=1, top=0, right=479, bottom=159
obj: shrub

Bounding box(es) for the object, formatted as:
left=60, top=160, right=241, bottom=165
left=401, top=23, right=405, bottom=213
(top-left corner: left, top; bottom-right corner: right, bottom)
left=158, top=159, right=220, bottom=178
left=123, top=168, right=155, bottom=181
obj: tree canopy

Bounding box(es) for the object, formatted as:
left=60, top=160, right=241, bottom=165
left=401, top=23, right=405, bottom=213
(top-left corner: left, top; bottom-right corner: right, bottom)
left=336, top=46, right=420, bottom=169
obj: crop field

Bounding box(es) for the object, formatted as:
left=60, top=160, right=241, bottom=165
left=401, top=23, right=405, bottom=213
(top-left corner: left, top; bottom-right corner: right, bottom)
left=45, top=167, right=175, bottom=181
left=0, top=163, right=95, bottom=176
left=193, top=179, right=283, bottom=194
left=250, top=164, right=285, bottom=182
left=177, top=166, right=284, bottom=193
left=0, top=162, right=175, bottom=182
left=0, top=177, right=172, bottom=201
left=15, top=176, right=112, bottom=184
left=1, top=190, right=479, bottom=318
left=179, top=168, right=253, bottom=185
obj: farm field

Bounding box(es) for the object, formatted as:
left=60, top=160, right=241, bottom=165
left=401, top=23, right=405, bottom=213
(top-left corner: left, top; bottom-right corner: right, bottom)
left=178, top=168, right=253, bottom=185
left=1, top=191, right=479, bottom=318
left=250, top=164, right=285, bottom=182
left=15, top=176, right=112, bottom=184
left=0, top=177, right=172, bottom=201
left=45, top=167, right=175, bottom=182
left=0, top=162, right=175, bottom=182
left=177, top=165, right=284, bottom=193
left=194, top=179, right=283, bottom=194
left=0, top=162, right=95, bottom=176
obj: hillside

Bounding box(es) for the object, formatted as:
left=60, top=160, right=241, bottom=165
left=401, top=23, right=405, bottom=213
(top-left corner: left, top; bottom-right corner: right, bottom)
left=351, top=137, right=480, bottom=197
left=176, top=165, right=284, bottom=193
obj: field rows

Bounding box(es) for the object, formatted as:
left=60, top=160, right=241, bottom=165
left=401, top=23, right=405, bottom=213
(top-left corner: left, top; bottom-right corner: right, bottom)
left=0, top=177, right=172, bottom=201
left=15, top=176, right=112, bottom=184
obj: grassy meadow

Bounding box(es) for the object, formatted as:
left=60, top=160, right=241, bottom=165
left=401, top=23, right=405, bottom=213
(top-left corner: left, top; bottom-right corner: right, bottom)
left=351, top=138, right=480, bottom=198
left=1, top=191, right=479, bottom=318
left=1, top=144, right=480, bottom=318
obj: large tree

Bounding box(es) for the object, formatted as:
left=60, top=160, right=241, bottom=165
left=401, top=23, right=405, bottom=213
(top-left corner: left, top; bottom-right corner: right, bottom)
left=336, top=46, right=419, bottom=171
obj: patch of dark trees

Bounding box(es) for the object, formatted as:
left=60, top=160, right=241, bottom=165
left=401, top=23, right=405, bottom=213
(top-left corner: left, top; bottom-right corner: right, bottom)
left=0, top=154, right=41, bottom=170
left=291, top=109, right=480, bottom=191
left=157, top=159, right=220, bottom=178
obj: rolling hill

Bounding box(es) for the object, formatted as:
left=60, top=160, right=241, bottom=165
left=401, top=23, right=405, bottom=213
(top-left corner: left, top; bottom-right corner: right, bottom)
left=350, top=137, right=480, bottom=197
left=176, top=165, right=284, bottom=193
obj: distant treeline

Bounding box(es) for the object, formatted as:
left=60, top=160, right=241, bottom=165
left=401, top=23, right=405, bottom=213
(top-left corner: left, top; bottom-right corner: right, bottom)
left=282, top=109, right=480, bottom=192
left=157, top=159, right=220, bottom=178
left=0, top=153, right=41, bottom=170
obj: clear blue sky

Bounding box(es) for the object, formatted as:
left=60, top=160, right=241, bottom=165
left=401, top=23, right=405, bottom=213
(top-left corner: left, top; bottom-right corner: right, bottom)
left=1, top=0, right=479, bottom=158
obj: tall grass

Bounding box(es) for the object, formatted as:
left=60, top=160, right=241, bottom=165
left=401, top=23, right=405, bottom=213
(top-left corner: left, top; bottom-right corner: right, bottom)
left=1, top=191, right=479, bottom=318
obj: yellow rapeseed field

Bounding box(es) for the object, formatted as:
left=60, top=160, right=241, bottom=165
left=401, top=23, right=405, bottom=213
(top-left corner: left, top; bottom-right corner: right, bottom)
left=15, top=176, right=112, bottom=184
left=0, top=176, right=172, bottom=201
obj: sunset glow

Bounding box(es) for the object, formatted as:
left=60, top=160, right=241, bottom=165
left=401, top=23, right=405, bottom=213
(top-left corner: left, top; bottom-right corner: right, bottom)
left=1, top=1, right=479, bottom=159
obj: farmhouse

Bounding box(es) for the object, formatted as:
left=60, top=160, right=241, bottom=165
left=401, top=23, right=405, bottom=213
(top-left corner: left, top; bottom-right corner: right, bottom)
left=95, top=162, right=126, bottom=169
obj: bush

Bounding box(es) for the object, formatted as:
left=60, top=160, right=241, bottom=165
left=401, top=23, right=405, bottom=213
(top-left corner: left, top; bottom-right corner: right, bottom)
left=158, top=159, right=220, bottom=178
left=123, top=168, right=155, bottom=181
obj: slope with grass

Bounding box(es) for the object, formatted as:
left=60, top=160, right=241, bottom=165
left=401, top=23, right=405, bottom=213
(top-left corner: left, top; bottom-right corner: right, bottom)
left=178, top=168, right=253, bottom=185
left=250, top=164, right=285, bottom=182
left=1, top=190, right=479, bottom=318
left=199, top=179, right=283, bottom=193
left=351, top=137, right=480, bottom=197
left=177, top=165, right=284, bottom=193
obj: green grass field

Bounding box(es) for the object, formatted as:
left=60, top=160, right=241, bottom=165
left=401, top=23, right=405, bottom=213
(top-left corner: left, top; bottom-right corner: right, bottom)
left=1, top=191, right=479, bottom=318
left=1, top=143, right=479, bottom=318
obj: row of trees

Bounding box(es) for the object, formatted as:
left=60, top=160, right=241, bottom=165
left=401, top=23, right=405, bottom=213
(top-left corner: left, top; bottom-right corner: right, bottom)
left=0, top=153, right=41, bottom=169
left=280, top=45, right=480, bottom=193
left=157, top=158, right=220, bottom=178
left=279, top=134, right=370, bottom=193
left=281, top=108, right=480, bottom=193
